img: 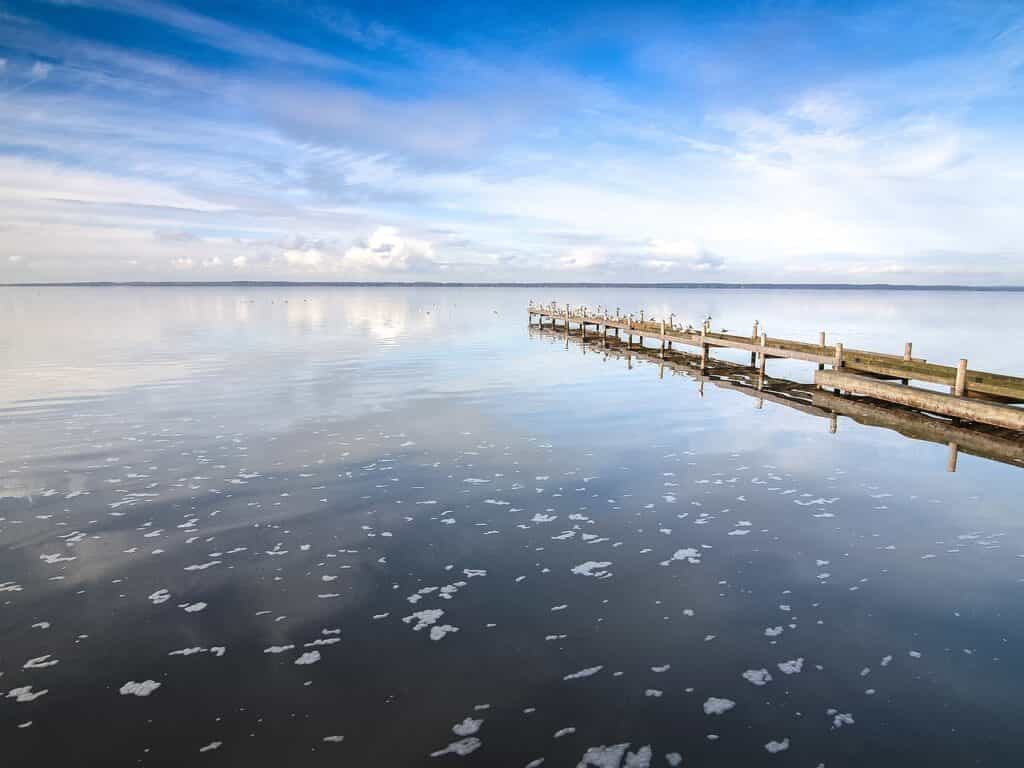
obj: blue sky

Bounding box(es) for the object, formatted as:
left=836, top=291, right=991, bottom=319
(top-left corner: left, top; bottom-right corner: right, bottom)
left=1, top=0, right=1023, bottom=283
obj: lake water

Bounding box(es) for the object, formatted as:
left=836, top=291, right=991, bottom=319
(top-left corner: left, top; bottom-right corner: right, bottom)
left=1, top=286, right=1023, bottom=767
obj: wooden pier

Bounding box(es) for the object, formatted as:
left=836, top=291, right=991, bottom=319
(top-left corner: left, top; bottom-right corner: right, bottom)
left=528, top=320, right=1024, bottom=472
left=528, top=301, right=1024, bottom=435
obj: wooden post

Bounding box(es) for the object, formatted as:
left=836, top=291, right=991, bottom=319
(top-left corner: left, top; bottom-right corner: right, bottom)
left=954, top=358, right=968, bottom=396
left=829, top=415, right=838, bottom=434
left=833, top=342, right=844, bottom=370
left=660, top=319, right=666, bottom=358
left=904, top=342, right=912, bottom=361
left=758, top=332, right=767, bottom=377
left=626, top=318, right=631, bottom=349
left=751, top=320, right=759, bottom=366
left=700, top=327, right=708, bottom=368
left=947, top=442, right=959, bottom=472
left=818, top=331, right=826, bottom=371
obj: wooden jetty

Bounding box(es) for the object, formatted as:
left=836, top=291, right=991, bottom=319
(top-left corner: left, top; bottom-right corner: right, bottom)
left=528, top=301, right=1024, bottom=436
left=529, top=320, right=1024, bottom=472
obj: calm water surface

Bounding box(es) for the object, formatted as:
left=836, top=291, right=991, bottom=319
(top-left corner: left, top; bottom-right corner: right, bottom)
left=1, top=286, right=1023, bottom=766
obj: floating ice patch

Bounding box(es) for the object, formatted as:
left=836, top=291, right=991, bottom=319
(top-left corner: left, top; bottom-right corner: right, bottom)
left=323, top=735, right=345, bottom=743
left=531, top=514, right=558, bottom=523
left=777, top=658, right=804, bottom=675
left=181, top=602, right=207, bottom=613
left=665, top=753, right=683, bottom=766
left=199, top=741, right=222, bottom=753
left=120, top=680, right=160, bottom=697
left=703, top=697, right=735, bottom=715
left=564, top=665, right=604, bottom=681
left=148, top=589, right=171, bottom=605
left=554, top=727, right=576, bottom=738
left=645, top=689, right=663, bottom=697
left=651, top=664, right=670, bottom=673
left=743, top=669, right=772, bottom=686
left=764, top=739, right=790, bottom=754
left=430, top=737, right=482, bottom=757
left=764, top=626, right=784, bottom=637
left=31, top=622, right=51, bottom=630
left=571, top=561, right=613, bottom=579
left=295, top=650, right=321, bottom=665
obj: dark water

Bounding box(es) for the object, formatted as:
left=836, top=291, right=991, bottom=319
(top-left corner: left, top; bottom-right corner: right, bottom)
left=1, top=286, right=1022, bottom=767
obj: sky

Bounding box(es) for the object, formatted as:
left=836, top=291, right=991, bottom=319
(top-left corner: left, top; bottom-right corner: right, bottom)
left=1, top=0, right=1023, bottom=284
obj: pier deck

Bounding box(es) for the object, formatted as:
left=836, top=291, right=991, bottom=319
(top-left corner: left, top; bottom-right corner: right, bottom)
left=528, top=302, right=1024, bottom=432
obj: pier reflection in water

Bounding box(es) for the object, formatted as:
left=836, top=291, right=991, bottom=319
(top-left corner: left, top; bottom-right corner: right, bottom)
left=529, top=324, right=1024, bottom=473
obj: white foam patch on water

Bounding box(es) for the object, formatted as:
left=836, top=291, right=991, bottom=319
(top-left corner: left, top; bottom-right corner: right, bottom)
left=120, top=680, right=161, bottom=696
left=264, top=645, right=295, bottom=654
left=181, top=602, right=207, bottom=613
left=430, top=624, right=459, bottom=641
left=554, top=727, right=576, bottom=738
left=764, top=738, right=790, bottom=753
left=531, top=514, right=558, bottom=523
left=430, top=737, right=482, bottom=757
left=832, top=712, right=855, bottom=729
left=453, top=717, right=483, bottom=736
left=743, top=669, right=772, bottom=686
left=199, top=741, right=222, bottom=752
left=7, top=686, right=48, bottom=702
left=777, top=658, right=804, bottom=674
left=295, top=650, right=321, bottom=665
left=764, top=626, right=784, bottom=637
left=651, top=664, right=670, bottom=673
left=578, top=743, right=629, bottom=767
left=403, top=609, right=445, bottom=632
left=184, top=561, right=221, bottom=571
left=40, top=553, right=76, bottom=564
left=703, top=697, right=735, bottom=715
left=23, top=655, right=59, bottom=669
left=645, top=689, right=663, bottom=697
left=666, top=753, right=683, bottom=766
left=659, top=548, right=701, bottom=566
left=624, top=745, right=652, bottom=768
left=564, top=665, right=604, bottom=681
left=571, top=561, right=613, bottom=578
left=323, top=735, right=345, bottom=743
left=148, top=589, right=171, bottom=605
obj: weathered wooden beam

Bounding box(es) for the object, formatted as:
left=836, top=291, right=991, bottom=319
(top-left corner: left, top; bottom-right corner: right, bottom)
left=815, top=370, right=1024, bottom=431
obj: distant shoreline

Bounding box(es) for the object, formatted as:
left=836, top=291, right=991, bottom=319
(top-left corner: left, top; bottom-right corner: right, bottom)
left=2, top=281, right=1023, bottom=291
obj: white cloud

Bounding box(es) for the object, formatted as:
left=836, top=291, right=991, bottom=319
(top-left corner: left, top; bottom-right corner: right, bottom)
left=342, top=226, right=436, bottom=271
left=558, top=247, right=607, bottom=270
left=171, top=256, right=194, bottom=269
left=30, top=61, right=51, bottom=80
left=232, top=255, right=247, bottom=269
left=283, top=247, right=325, bottom=268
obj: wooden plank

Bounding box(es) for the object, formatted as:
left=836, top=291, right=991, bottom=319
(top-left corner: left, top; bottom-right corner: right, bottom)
left=814, top=370, right=1024, bottom=431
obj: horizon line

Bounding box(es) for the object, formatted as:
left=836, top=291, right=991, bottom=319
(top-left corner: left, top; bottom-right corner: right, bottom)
left=2, top=281, right=1024, bottom=291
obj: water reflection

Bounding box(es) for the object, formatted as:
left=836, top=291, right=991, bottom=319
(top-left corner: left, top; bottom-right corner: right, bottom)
left=2, top=287, right=1024, bottom=767
left=530, top=324, right=1024, bottom=472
